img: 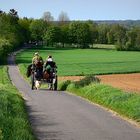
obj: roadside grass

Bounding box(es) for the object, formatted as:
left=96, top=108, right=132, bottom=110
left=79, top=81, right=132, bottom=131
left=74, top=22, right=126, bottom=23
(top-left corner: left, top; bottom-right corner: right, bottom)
left=0, top=66, right=35, bottom=140
left=16, top=45, right=140, bottom=76
left=58, top=77, right=140, bottom=123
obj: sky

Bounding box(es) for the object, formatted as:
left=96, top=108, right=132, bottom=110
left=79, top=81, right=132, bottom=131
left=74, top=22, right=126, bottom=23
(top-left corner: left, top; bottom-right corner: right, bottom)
left=0, top=0, right=140, bottom=20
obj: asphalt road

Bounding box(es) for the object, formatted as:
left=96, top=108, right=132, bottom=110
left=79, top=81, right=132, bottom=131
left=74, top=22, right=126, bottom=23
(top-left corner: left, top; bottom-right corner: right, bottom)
left=8, top=54, right=140, bottom=140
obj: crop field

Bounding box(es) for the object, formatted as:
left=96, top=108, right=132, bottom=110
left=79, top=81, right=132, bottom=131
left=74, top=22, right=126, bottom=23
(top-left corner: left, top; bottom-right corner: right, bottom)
left=16, top=46, right=140, bottom=76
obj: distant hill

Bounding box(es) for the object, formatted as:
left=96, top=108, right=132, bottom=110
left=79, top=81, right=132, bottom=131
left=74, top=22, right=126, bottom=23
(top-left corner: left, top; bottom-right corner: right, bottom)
left=54, top=20, right=140, bottom=28
left=94, top=20, right=140, bottom=27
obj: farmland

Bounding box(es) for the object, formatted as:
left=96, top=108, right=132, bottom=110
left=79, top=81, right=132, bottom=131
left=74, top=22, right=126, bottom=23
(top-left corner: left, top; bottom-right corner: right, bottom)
left=16, top=45, right=140, bottom=76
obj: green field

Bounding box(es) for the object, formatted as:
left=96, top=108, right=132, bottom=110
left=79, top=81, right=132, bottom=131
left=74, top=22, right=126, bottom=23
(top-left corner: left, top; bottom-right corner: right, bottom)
left=16, top=46, right=140, bottom=76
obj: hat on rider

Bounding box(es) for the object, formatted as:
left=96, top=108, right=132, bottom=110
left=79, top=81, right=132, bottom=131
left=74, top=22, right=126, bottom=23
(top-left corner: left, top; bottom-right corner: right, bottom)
left=47, top=58, right=53, bottom=62
left=47, top=55, right=53, bottom=62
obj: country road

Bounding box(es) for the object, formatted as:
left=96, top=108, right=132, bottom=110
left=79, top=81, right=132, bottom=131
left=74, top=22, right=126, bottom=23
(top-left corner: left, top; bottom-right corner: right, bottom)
left=7, top=54, right=140, bottom=140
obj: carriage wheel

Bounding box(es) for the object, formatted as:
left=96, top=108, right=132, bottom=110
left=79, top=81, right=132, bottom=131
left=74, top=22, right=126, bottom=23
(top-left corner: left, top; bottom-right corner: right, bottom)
left=54, top=76, right=58, bottom=90
left=31, top=74, right=35, bottom=90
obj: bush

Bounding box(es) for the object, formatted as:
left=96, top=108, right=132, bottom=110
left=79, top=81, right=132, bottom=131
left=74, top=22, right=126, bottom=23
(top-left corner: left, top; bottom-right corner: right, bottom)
left=58, top=80, right=71, bottom=91
left=0, top=38, right=13, bottom=57
left=0, top=129, right=3, bottom=140
left=74, top=75, right=100, bottom=88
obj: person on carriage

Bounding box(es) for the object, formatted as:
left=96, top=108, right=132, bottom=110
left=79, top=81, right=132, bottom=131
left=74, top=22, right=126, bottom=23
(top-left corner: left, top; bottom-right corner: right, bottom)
left=32, top=52, right=44, bottom=66
left=32, top=52, right=44, bottom=79
left=43, top=55, right=57, bottom=75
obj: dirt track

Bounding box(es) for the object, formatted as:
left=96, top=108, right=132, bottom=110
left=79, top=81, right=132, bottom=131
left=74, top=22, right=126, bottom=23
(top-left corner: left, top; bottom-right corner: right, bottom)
left=59, top=73, right=140, bottom=93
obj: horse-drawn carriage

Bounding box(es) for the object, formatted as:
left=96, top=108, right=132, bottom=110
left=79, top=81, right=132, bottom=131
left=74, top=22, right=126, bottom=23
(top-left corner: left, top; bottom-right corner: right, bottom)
left=27, top=61, right=58, bottom=90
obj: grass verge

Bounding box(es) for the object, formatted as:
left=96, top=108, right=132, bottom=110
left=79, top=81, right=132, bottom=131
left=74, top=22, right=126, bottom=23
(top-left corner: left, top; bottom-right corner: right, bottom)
left=0, top=66, right=35, bottom=140
left=58, top=76, right=140, bottom=123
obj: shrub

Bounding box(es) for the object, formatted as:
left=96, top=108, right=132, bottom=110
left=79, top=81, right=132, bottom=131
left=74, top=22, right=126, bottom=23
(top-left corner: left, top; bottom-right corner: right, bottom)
left=58, top=80, right=71, bottom=90
left=0, top=38, right=13, bottom=57
left=0, top=129, right=3, bottom=140
left=74, top=75, right=100, bottom=88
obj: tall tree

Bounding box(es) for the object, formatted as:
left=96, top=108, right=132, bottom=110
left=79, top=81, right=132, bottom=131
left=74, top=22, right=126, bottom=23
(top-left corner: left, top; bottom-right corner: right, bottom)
left=69, top=21, right=91, bottom=48
left=18, top=17, right=31, bottom=42
left=125, top=26, right=140, bottom=50
left=86, top=20, right=98, bottom=44
left=58, top=11, right=70, bottom=24
left=43, top=26, right=61, bottom=46
left=98, top=24, right=109, bottom=44
left=9, top=9, right=18, bottom=18
left=42, top=11, right=54, bottom=22
left=60, top=24, right=70, bottom=47
left=29, top=19, right=48, bottom=41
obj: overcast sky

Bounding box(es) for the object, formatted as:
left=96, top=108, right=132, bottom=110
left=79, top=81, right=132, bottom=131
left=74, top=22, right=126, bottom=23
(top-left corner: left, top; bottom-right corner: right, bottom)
left=0, top=0, right=140, bottom=20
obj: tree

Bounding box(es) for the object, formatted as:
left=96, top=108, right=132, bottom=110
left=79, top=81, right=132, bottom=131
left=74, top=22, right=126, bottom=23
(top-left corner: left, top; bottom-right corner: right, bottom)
left=29, top=19, right=48, bottom=41
left=43, top=26, right=61, bottom=46
left=112, top=24, right=127, bottom=50
left=86, top=20, right=98, bottom=44
left=59, top=24, right=70, bottom=47
left=0, top=10, right=3, bottom=14
left=42, top=11, right=54, bottom=22
left=125, top=27, right=140, bottom=50
left=0, top=10, right=26, bottom=56
left=58, top=11, right=70, bottom=24
left=9, top=9, right=18, bottom=18
left=98, top=24, right=109, bottom=44
left=18, top=17, right=31, bottom=42
left=69, top=21, right=91, bottom=48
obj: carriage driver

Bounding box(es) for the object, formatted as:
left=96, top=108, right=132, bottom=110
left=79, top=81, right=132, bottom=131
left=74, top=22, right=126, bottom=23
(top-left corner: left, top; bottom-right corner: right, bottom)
left=32, top=52, right=44, bottom=78
left=32, top=52, right=44, bottom=65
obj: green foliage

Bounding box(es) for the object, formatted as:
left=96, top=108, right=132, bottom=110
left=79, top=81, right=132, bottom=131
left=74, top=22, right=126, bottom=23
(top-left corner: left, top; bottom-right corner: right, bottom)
left=18, top=18, right=31, bottom=41
left=97, top=24, right=109, bottom=44
left=69, top=21, right=91, bottom=48
left=59, top=24, right=70, bottom=47
left=29, top=19, right=47, bottom=41
left=0, top=10, right=28, bottom=59
left=125, top=27, right=140, bottom=51
left=43, top=26, right=61, bottom=46
left=58, top=80, right=71, bottom=90
left=0, top=38, right=12, bottom=57
left=0, top=129, right=3, bottom=140
left=0, top=66, right=35, bottom=140
left=74, top=75, right=100, bottom=88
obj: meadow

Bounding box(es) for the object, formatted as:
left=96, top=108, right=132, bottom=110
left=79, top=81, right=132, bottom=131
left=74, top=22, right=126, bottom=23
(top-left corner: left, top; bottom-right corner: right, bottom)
left=16, top=45, right=140, bottom=76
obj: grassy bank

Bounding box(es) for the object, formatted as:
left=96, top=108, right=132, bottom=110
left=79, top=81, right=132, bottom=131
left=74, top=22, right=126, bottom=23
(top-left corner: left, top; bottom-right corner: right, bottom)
left=16, top=45, right=140, bottom=76
left=58, top=77, right=140, bottom=123
left=0, top=66, right=35, bottom=140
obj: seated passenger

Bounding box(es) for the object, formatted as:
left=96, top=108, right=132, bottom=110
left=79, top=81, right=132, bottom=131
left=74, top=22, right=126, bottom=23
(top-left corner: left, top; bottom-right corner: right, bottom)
left=43, top=55, right=57, bottom=74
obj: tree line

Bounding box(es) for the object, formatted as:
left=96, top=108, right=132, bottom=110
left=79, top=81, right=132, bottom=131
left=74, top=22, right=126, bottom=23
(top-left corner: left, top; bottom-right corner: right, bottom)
left=0, top=9, right=140, bottom=59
